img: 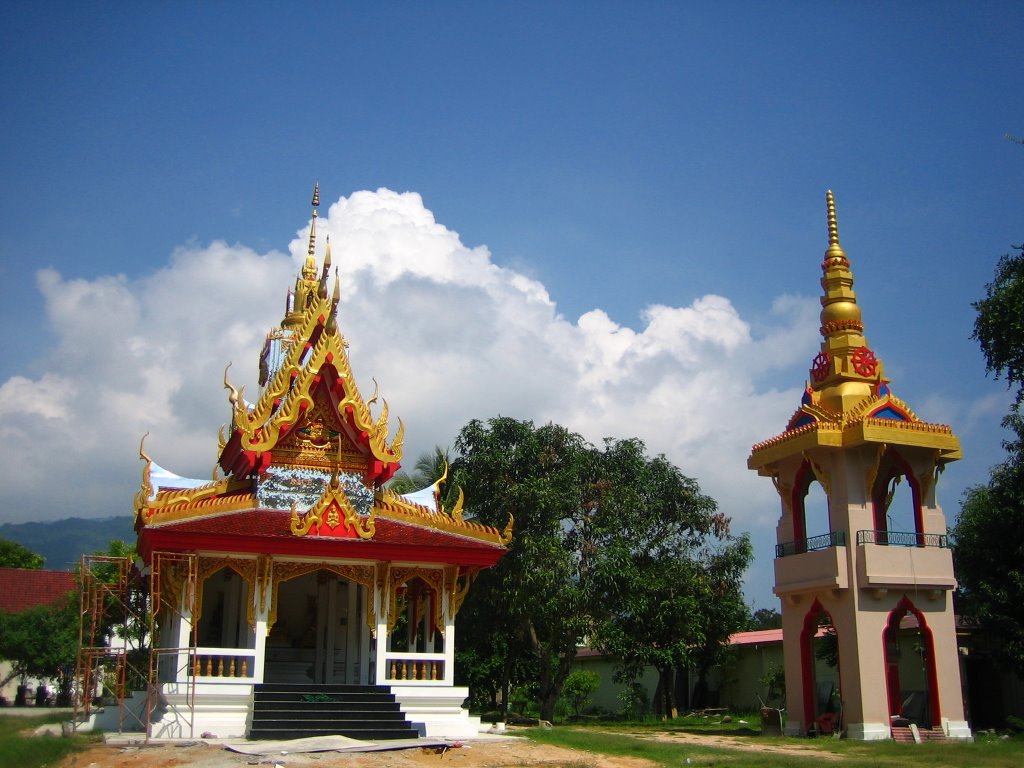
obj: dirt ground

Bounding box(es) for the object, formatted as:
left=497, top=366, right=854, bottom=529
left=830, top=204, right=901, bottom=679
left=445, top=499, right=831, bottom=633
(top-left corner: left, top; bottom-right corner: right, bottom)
left=56, top=729, right=842, bottom=768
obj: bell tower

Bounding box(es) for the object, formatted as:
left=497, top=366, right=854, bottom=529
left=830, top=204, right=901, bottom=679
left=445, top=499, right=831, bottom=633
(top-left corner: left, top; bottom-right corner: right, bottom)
left=748, top=192, right=970, bottom=740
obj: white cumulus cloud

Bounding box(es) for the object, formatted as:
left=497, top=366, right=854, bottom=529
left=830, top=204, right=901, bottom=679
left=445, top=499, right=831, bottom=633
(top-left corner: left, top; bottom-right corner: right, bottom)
left=0, top=188, right=844, bottom=605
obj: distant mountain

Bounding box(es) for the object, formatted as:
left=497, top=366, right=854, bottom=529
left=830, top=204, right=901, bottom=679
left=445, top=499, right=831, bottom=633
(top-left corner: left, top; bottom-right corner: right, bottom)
left=0, top=516, right=136, bottom=571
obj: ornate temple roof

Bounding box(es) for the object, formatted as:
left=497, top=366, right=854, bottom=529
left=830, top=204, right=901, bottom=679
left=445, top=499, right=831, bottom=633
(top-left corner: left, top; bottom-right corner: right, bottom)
left=134, top=185, right=511, bottom=561
left=748, top=191, right=961, bottom=471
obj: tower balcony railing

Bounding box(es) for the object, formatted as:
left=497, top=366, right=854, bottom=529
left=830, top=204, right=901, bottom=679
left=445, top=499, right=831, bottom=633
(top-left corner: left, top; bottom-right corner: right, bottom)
left=855, top=530, right=948, bottom=549
left=775, top=530, right=846, bottom=559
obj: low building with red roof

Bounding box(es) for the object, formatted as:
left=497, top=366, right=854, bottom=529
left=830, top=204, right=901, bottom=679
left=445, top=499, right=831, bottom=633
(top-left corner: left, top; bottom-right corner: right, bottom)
left=0, top=568, right=75, bottom=614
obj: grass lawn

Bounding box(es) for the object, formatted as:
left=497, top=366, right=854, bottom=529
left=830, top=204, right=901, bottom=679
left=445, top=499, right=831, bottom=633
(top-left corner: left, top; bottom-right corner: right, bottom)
left=525, top=723, right=1024, bottom=768
left=0, top=712, right=99, bottom=768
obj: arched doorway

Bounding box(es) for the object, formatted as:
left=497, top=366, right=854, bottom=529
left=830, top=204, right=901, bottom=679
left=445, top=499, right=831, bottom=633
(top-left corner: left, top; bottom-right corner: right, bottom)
left=264, top=569, right=366, bottom=684
left=800, top=599, right=842, bottom=734
left=884, top=597, right=940, bottom=728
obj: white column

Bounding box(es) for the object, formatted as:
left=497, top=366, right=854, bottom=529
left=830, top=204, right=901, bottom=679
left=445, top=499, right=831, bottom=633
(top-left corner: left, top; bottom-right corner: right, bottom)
left=442, top=586, right=456, bottom=685
left=252, top=575, right=270, bottom=684
left=175, top=587, right=194, bottom=684
left=345, top=580, right=359, bottom=684
left=374, top=576, right=390, bottom=685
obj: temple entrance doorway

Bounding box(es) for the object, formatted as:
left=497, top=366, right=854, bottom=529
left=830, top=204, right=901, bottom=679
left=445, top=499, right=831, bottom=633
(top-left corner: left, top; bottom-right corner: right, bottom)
left=264, top=570, right=365, bottom=684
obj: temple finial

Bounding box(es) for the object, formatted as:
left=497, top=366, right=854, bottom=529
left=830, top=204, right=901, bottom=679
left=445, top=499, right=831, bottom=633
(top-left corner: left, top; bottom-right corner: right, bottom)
left=306, top=185, right=318, bottom=260
left=826, top=189, right=840, bottom=246
left=303, top=183, right=319, bottom=278
left=823, top=189, right=848, bottom=265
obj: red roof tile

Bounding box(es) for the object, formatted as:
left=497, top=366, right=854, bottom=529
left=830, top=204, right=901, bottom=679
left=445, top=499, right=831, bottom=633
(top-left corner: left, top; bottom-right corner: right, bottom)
left=0, top=568, right=76, bottom=613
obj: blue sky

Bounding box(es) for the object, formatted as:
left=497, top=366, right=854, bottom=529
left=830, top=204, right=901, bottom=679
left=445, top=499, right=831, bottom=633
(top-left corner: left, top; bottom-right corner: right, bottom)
left=1, top=2, right=1021, bottom=610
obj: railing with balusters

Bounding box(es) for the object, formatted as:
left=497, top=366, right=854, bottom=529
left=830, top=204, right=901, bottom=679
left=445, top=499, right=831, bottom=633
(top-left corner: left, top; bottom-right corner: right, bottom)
left=384, top=654, right=446, bottom=683
left=189, top=649, right=255, bottom=680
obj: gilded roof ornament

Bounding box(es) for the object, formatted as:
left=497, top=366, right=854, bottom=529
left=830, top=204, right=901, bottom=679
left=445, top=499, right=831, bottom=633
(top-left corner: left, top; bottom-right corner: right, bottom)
left=748, top=190, right=962, bottom=470
left=218, top=186, right=404, bottom=482
left=823, top=190, right=849, bottom=267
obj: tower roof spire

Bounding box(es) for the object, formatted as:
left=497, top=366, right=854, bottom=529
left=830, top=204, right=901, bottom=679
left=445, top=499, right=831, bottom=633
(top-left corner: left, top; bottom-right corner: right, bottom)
left=823, top=190, right=848, bottom=266
left=810, top=189, right=883, bottom=411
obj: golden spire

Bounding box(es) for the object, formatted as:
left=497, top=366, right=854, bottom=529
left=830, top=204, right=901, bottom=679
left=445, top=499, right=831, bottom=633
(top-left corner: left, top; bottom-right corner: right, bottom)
left=810, top=190, right=882, bottom=411
left=823, top=190, right=849, bottom=267
left=283, top=183, right=324, bottom=330
left=303, top=182, right=319, bottom=280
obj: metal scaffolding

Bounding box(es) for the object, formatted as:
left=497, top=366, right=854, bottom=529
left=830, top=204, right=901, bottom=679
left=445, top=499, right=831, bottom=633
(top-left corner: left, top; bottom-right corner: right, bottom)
left=74, top=551, right=198, bottom=740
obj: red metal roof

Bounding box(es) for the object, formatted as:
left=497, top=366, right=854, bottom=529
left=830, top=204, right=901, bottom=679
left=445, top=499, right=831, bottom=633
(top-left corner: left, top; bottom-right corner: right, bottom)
left=139, top=509, right=505, bottom=567
left=0, top=568, right=76, bottom=613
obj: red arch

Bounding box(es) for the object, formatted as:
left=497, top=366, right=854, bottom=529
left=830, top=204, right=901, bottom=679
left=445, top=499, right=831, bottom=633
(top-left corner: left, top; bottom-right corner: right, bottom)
left=871, top=450, right=924, bottom=541
left=799, top=599, right=839, bottom=732
left=791, top=461, right=829, bottom=549
left=882, top=596, right=940, bottom=725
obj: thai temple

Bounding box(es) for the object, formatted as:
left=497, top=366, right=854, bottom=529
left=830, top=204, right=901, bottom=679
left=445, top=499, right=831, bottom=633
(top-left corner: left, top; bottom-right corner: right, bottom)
left=93, top=185, right=512, bottom=740
left=748, top=192, right=969, bottom=740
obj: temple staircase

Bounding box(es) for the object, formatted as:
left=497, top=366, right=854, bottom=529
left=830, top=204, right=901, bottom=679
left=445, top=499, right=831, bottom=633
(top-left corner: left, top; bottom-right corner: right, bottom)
left=890, top=723, right=946, bottom=743
left=249, top=683, right=419, bottom=741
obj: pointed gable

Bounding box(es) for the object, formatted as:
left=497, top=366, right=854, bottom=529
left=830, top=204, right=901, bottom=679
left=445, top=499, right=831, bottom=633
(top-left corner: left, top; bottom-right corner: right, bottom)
left=134, top=185, right=511, bottom=563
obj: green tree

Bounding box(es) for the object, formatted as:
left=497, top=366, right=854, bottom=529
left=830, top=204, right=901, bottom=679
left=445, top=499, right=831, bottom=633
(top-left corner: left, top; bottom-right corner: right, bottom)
left=452, top=421, right=752, bottom=722
left=562, top=669, right=600, bottom=717
left=750, top=607, right=783, bottom=631
left=388, top=446, right=461, bottom=510
left=955, top=477, right=1024, bottom=675
left=586, top=438, right=752, bottom=718
left=0, top=538, right=44, bottom=569
left=954, top=242, right=1024, bottom=675
left=972, top=246, right=1024, bottom=408
left=453, top=417, right=593, bottom=722
left=0, top=593, right=78, bottom=705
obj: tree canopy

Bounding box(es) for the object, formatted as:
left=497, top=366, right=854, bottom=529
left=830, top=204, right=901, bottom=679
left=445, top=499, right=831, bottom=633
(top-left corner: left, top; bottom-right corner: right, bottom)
left=451, top=417, right=752, bottom=720
left=750, top=607, right=783, bottom=631
left=453, top=418, right=593, bottom=721
left=954, top=242, right=1024, bottom=676
left=0, top=538, right=44, bottom=569
left=0, top=591, right=78, bottom=704
left=972, top=246, right=1024, bottom=408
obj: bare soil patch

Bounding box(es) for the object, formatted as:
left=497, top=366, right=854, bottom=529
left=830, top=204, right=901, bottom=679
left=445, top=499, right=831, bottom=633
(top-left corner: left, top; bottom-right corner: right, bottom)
left=59, top=729, right=843, bottom=768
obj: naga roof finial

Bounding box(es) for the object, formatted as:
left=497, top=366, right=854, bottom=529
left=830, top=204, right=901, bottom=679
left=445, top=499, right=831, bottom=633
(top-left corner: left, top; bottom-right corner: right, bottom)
left=319, top=236, right=332, bottom=298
